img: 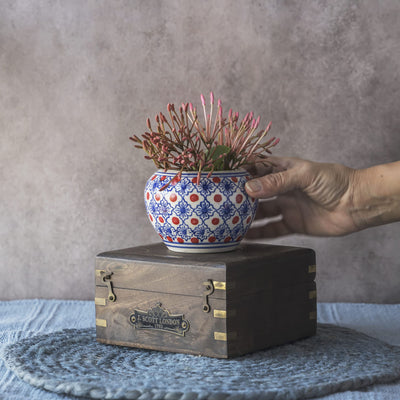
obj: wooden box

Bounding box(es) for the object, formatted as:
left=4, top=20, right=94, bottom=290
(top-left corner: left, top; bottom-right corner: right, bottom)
left=95, top=243, right=316, bottom=358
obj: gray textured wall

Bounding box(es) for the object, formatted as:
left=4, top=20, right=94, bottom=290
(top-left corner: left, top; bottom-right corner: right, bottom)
left=1, top=0, right=399, bottom=302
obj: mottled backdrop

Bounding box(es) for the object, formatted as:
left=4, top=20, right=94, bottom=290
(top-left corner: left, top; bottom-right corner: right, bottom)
left=1, top=0, right=399, bottom=302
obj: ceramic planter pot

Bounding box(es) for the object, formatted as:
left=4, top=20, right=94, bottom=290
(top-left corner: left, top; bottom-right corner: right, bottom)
left=144, top=169, right=258, bottom=253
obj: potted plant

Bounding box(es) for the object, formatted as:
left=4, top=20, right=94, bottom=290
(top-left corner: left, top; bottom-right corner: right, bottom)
left=130, top=93, right=279, bottom=253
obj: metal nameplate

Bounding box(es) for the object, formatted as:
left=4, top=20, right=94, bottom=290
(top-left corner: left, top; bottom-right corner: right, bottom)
left=129, top=303, right=190, bottom=337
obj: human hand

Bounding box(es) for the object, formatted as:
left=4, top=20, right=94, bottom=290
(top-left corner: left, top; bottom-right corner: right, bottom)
left=244, top=157, right=359, bottom=238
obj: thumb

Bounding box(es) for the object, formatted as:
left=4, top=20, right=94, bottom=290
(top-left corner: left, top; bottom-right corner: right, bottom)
left=245, top=169, right=301, bottom=198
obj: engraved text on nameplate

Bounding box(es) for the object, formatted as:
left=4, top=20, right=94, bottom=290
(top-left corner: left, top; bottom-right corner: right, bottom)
left=129, top=303, right=190, bottom=336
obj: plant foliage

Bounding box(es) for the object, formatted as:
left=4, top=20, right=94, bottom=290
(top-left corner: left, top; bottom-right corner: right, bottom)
left=130, top=93, right=279, bottom=188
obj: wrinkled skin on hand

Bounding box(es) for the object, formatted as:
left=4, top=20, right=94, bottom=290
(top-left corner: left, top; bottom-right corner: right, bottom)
left=244, top=157, right=359, bottom=238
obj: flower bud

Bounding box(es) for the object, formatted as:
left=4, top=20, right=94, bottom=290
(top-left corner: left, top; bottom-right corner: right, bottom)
left=129, top=135, right=140, bottom=143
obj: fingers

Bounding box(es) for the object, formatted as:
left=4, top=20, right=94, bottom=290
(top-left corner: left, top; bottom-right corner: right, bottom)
left=253, top=198, right=282, bottom=220
left=245, top=157, right=310, bottom=199
left=245, top=220, right=292, bottom=239
left=264, top=156, right=299, bottom=170
left=245, top=169, right=300, bottom=198
left=247, top=199, right=289, bottom=239
left=243, top=162, right=273, bottom=177
left=243, top=156, right=297, bottom=177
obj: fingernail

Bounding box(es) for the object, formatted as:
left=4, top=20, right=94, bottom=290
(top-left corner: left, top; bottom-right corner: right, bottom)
left=245, top=179, right=262, bottom=193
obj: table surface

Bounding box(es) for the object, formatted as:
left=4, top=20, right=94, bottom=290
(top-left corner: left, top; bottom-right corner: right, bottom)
left=0, top=300, right=399, bottom=400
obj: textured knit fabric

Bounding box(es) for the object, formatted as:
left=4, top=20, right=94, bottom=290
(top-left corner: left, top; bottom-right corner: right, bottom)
left=2, top=324, right=400, bottom=400
left=0, top=300, right=94, bottom=400
left=0, top=301, right=400, bottom=400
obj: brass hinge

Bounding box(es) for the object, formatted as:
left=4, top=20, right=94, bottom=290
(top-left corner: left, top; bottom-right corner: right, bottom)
left=96, top=318, right=107, bottom=327
left=213, top=309, right=227, bottom=319
left=308, top=265, right=316, bottom=273
left=95, top=297, right=106, bottom=306
left=100, top=271, right=116, bottom=302
left=213, top=309, right=237, bottom=319
left=202, top=279, right=215, bottom=313
left=214, top=331, right=227, bottom=341
left=214, top=331, right=237, bottom=341
left=213, top=281, right=226, bottom=290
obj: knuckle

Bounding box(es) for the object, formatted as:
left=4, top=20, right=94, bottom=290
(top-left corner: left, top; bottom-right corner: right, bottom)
left=260, top=172, right=285, bottom=194
left=296, top=160, right=316, bottom=187
left=269, top=172, right=285, bottom=188
left=298, top=160, right=313, bottom=175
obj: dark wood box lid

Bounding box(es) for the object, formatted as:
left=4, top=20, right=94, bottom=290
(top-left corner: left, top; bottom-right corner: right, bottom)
left=96, top=243, right=316, bottom=298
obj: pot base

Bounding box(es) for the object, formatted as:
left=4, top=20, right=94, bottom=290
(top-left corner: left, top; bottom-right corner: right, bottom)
left=164, top=241, right=240, bottom=253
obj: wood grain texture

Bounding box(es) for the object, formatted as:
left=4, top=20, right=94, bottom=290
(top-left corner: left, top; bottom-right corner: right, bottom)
left=95, top=286, right=228, bottom=357
left=95, top=243, right=317, bottom=358
left=95, top=259, right=226, bottom=299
